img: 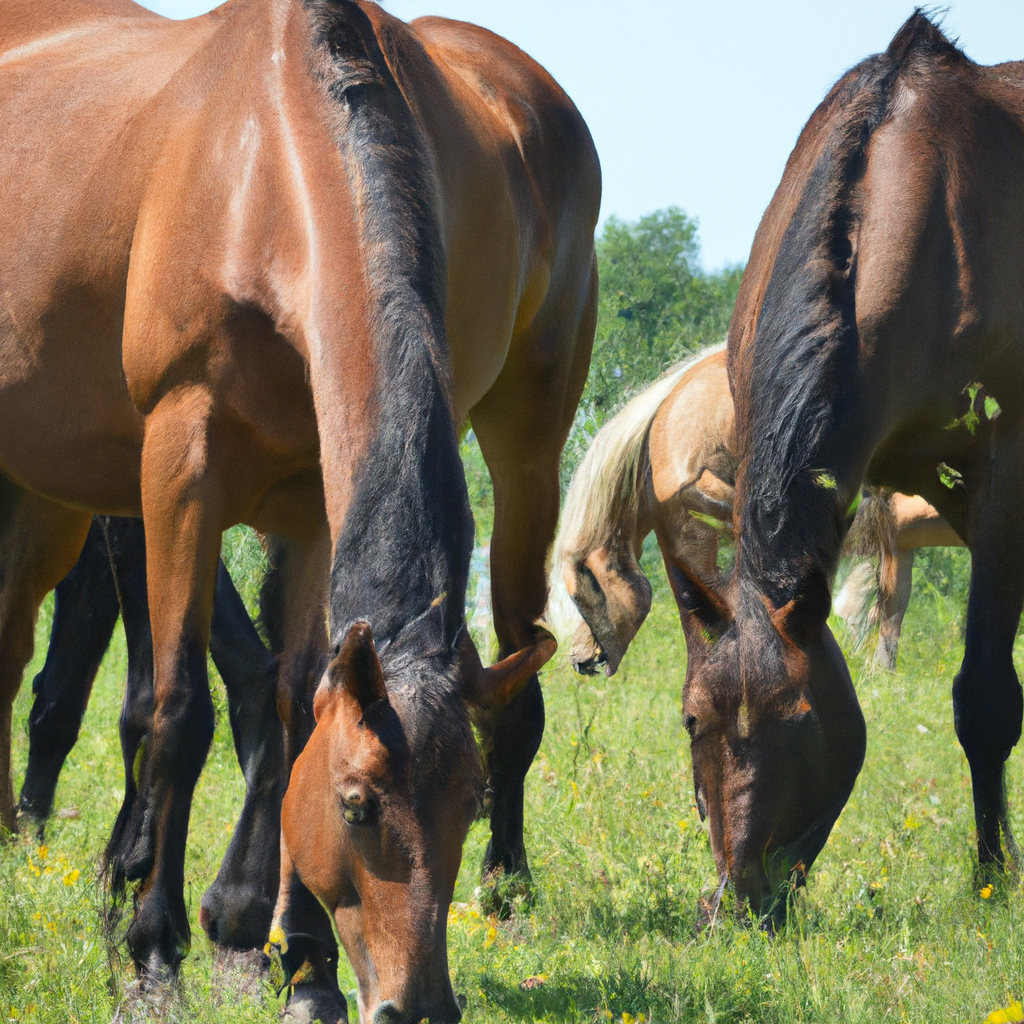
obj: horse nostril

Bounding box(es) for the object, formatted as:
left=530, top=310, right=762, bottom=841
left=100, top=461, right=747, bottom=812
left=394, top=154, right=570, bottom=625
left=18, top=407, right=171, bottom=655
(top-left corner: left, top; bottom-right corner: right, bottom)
left=372, top=1001, right=405, bottom=1024
left=198, top=904, right=218, bottom=943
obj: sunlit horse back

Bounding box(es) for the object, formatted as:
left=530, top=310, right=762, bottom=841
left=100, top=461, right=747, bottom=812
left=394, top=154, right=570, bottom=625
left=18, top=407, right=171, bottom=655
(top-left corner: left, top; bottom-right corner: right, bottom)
left=0, top=0, right=599, bottom=1018
left=673, top=12, right=1024, bottom=925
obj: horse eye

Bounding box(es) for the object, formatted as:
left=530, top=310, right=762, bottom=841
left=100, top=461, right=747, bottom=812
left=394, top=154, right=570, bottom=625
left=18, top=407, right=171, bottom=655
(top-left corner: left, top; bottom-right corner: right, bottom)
left=684, top=714, right=697, bottom=736
left=341, top=790, right=375, bottom=825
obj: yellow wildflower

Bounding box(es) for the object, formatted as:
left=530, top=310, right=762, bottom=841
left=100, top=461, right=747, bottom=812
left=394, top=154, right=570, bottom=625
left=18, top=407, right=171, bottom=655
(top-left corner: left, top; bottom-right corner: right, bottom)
left=62, top=868, right=80, bottom=886
left=985, top=1000, right=1024, bottom=1024
left=980, top=885, right=993, bottom=899
left=484, top=926, right=497, bottom=949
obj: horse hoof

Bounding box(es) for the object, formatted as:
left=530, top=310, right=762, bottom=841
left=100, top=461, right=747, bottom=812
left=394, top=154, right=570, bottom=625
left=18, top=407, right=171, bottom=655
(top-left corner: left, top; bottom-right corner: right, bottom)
left=283, top=984, right=348, bottom=1024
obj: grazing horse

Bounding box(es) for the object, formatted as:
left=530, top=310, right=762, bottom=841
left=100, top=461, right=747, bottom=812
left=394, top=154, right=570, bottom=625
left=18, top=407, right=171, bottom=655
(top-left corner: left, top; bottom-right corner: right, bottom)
left=17, top=516, right=284, bottom=952
left=0, top=3, right=599, bottom=1021
left=551, top=346, right=962, bottom=677
left=670, top=12, right=1024, bottom=925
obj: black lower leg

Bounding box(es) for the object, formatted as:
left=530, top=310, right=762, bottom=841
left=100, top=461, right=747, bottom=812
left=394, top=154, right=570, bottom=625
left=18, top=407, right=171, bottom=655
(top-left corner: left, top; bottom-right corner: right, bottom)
left=19, top=518, right=120, bottom=825
left=478, top=674, right=544, bottom=878
left=201, top=559, right=284, bottom=949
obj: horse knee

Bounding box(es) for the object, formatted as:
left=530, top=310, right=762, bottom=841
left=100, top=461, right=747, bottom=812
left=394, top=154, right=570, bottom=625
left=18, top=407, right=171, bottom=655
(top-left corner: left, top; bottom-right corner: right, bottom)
left=150, top=669, right=215, bottom=783
left=953, top=662, right=1023, bottom=764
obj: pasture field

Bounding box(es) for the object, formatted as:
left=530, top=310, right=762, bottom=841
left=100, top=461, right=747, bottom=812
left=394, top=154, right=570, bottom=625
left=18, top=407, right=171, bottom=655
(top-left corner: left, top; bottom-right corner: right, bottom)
left=2, top=515, right=1023, bottom=1024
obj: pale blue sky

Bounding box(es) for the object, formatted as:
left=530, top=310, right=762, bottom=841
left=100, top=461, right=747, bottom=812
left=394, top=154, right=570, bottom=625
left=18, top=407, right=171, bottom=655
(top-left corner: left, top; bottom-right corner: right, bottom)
left=140, top=1, right=1023, bottom=270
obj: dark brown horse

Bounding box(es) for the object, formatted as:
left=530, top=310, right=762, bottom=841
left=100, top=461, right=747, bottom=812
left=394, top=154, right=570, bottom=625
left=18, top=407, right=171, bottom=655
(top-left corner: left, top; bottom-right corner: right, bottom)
left=0, top=2, right=598, bottom=1020
left=672, top=12, right=1023, bottom=926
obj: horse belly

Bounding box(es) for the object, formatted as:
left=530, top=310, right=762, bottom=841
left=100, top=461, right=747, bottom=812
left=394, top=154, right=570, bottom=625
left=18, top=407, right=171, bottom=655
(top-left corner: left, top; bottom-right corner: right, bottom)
left=0, top=297, right=143, bottom=513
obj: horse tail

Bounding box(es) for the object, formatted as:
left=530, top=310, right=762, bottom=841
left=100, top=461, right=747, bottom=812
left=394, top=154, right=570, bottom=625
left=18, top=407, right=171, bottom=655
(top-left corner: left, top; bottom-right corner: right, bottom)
left=845, top=486, right=898, bottom=594
left=837, top=486, right=899, bottom=646
left=547, top=345, right=723, bottom=636
left=833, top=560, right=877, bottom=647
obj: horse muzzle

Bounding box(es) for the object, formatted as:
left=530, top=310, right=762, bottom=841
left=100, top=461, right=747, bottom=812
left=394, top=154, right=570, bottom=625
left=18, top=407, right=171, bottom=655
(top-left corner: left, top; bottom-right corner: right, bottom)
left=371, top=995, right=463, bottom=1024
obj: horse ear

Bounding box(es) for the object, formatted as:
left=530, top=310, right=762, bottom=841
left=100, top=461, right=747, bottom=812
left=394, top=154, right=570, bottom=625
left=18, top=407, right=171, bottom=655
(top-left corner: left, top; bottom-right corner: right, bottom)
left=664, top=559, right=732, bottom=644
left=771, top=568, right=832, bottom=646
left=327, top=619, right=388, bottom=712
left=459, top=626, right=557, bottom=709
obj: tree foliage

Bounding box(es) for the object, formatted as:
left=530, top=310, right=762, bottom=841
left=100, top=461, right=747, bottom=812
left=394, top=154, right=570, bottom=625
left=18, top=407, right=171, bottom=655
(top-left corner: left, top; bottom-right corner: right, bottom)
left=584, top=207, right=743, bottom=419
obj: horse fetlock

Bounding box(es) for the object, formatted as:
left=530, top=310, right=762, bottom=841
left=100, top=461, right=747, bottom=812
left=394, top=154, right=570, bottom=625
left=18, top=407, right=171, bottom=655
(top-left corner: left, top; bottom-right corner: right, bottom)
left=126, top=896, right=191, bottom=984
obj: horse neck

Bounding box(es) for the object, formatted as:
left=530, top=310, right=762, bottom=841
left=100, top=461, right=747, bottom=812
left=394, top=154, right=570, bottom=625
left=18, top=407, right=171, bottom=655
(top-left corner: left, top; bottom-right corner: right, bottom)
left=287, top=0, right=472, bottom=649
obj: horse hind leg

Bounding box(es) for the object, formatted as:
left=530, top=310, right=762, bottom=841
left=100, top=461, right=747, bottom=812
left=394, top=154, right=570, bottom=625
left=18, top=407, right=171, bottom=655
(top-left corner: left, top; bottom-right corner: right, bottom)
left=0, top=474, right=91, bottom=834
left=18, top=517, right=120, bottom=832
left=467, top=269, right=597, bottom=899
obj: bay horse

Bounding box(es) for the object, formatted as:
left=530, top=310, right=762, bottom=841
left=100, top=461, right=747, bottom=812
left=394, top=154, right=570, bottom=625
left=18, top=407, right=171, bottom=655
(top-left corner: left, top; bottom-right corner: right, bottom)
left=0, top=3, right=599, bottom=1021
left=551, top=346, right=962, bottom=677
left=17, top=516, right=284, bottom=953
left=670, top=12, right=1024, bottom=926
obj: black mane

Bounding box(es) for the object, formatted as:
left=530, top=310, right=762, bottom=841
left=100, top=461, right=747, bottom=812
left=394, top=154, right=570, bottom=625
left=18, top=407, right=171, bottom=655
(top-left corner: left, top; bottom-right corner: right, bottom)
left=737, top=10, right=966, bottom=605
left=307, top=1, right=474, bottom=661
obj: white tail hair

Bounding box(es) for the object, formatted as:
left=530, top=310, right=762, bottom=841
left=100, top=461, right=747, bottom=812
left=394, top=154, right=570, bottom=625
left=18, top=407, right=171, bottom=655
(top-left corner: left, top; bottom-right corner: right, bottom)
left=546, top=344, right=725, bottom=639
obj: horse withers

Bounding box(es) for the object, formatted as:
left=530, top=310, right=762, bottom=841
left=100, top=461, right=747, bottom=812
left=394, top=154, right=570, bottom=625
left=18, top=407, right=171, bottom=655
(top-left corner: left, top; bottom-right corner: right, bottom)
left=0, top=1, right=599, bottom=1019
left=671, top=13, right=1024, bottom=927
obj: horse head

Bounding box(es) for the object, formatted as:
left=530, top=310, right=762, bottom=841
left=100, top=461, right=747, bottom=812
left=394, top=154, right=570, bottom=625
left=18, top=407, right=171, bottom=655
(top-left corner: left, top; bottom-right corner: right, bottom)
left=671, top=563, right=865, bottom=928
left=562, top=545, right=652, bottom=676
left=279, top=616, right=555, bottom=1024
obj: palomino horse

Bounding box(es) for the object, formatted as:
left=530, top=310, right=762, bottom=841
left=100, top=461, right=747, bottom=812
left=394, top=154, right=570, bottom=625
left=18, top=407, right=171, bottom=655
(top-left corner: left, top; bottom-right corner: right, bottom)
left=837, top=490, right=964, bottom=669
left=551, top=346, right=963, bottom=677
left=0, top=3, right=599, bottom=1021
left=670, top=12, right=1023, bottom=925
left=17, top=517, right=284, bottom=952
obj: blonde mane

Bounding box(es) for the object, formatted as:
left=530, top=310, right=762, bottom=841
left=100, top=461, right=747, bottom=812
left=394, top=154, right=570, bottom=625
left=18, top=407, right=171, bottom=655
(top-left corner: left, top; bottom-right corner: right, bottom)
left=547, top=344, right=725, bottom=635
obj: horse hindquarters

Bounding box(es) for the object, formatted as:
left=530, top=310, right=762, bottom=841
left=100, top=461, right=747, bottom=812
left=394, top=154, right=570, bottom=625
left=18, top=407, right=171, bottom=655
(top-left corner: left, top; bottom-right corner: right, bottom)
left=19, top=518, right=120, bottom=829
left=0, top=474, right=91, bottom=834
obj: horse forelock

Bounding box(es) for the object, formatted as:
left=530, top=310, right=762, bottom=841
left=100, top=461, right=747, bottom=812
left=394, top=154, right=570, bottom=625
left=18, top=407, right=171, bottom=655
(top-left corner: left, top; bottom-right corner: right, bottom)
left=732, top=10, right=966, bottom=606
left=303, top=0, right=473, bottom=651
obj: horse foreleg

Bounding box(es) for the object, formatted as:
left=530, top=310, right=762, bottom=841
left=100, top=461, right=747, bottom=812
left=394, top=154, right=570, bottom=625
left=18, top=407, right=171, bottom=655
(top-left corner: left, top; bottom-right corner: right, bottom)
left=99, top=516, right=159, bottom=896
left=873, top=548, right=914, bottom=671
left=124, top=403, right=221, bottom=983
left=263, top=531, right=347, bottom=1018
left=200, top=558, right=283, bottom=951
left=0, top=474, right=91, bottom=834
left=952, top=449, right=1024, bottom=870
left=19, top=517, right=120, bottom=830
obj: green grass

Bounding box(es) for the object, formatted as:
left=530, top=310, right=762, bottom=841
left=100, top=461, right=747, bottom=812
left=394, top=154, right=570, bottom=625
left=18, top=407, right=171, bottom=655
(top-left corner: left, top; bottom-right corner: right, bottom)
left=2, top=532, right=1023, bottom=1023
